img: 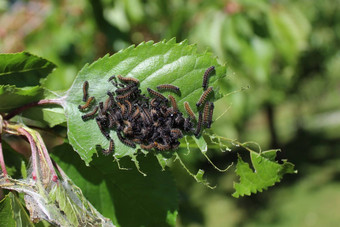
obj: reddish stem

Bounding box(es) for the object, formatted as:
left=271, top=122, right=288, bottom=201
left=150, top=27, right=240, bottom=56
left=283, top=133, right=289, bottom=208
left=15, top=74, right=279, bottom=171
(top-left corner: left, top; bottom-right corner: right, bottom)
left=36, top=133, right=58, bottom=182
left=4, top=98, right=64, bottom=120
left=0, top=135, right=8, bottom=177
left=17, top=128, right=38, bottom=180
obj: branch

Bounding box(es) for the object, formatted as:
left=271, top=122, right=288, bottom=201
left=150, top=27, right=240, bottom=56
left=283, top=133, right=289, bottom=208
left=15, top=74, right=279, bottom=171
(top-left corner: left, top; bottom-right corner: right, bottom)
left=4, top=98, right=64, bottom=120
left=17, top=128, right=38, bottom=180
left=0, top=135, right=7, bottom=177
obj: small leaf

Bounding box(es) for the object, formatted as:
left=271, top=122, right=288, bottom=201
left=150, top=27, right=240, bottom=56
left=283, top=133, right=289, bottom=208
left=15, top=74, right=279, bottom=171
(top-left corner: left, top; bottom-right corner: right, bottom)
left=0, top=52, right=56, bottom=87
left=232, top=150, right=296, bottom=198
left=65, top=39, right=227, bottom=165
left=193, top=136, right=208, bottom=152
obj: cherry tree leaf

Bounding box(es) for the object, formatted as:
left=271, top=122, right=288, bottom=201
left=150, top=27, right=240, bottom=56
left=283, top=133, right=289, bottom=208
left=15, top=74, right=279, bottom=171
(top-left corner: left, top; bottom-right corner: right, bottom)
left=0, top=192, right=34, bottom=227
left=51, top=143, right=178, bottom=227
left=0, top=52, right=56, bottom=87
left=0, top=85, right=43, bottom=112
left=65, top=39, right=227, bottom=166
left=232, top=150, right=296, bottom=198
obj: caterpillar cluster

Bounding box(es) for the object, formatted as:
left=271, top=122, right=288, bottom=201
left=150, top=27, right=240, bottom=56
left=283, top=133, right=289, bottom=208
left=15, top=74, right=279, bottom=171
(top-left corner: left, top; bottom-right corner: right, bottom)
left=79, top=67, right=216, bottom=156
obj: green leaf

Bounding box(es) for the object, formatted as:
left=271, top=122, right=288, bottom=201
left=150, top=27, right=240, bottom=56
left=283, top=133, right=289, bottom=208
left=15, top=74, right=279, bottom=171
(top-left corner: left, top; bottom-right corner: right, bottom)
left=65, top=39, right=227, bottom=165
left=17, top=89, right=66, bottom=127
left=0, top=192, right=34, bottom=227
left=232, top=150, right=296, bottom=198
left=1, top=164, right=114, bottom=226
left=51, top=143, right=178, bottom=227
left=0, top=194, right=16, bottom=227
left=0, top=52, right=56, bottom=87
left=20, top=106, right=66, bottom=128
left=0, top=85, right=43, bottom=112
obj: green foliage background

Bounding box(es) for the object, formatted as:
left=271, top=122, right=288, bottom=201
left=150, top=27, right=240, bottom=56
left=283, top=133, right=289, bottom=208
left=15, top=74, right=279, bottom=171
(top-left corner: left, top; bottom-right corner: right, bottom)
left=1, top=0, right=340, bottom=226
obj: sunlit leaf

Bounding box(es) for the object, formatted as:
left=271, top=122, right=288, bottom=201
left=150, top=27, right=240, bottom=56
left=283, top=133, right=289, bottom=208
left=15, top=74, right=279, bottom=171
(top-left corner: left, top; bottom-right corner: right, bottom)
left=0, top=52, right=56, bottom=87
left=0, top=85, right=43, bottom=112
left=232, top=150, right=296, bottom=198
left=65, top=39, right=227, bottom=165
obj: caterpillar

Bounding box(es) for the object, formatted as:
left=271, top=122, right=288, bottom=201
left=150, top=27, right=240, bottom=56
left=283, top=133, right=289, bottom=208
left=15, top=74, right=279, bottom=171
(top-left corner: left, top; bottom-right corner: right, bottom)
left=108, top=75, right=116, bottom=82
left=196, top=87, right=213, bottom=107
left=183, top=117, right=193, bottom=132
left=203, top=101, right=210, bottom=127
left=107, top=91, right=116, bottom=106
left=78, top=96, right=94, bottom=110
left=116, top=87, right=138, bottom=100
left=168, top=95, right=178, bottom=113
left=99, top=101, right=108, bottom=118
left=141, top=143, right=156, bottom=150
left=207, top=102, right=214, bottom=128
left=115, top=83, right=136, bottom=94
left=82, top=81, right=89, bottom=102
left=141, top=107, right=153, bottom=125
left=156, top=84, right=180, bottom=94
left=132, top=138, right=142, bottom=144
left=131, top=106, right=141, bottom=120
left=173, top=113, right=184, bottom=125
left=81, top=106, right=98, bottom=121
left=102, top=139, right=115, bottom=156
left=194, top=111, right=203, bottom=138
left=202, top=66, right=215, bottom=90
left=147, top=88, right=168, bottom=103
left=164, top=108, right=174, bottom=118
left=155, top=142, right=171, bottom=151
left=99, top=101, right=104, bottom=112
left=123, top=125, right=133, bottom=136
left=117, top=132, right=136, bottom=148
left=117, top=102, right=126, bottom=117
left=170, top=128, right=183, bottom=139
left=117, top=75, right=139, bottom=84
left=184, top=101, right=196, bottom=120
left=125, top=100, right=132, bottom=115
left=96, top=117, right=110, bottom=140
left=150, top=98, right=159, bottom=107
left=103, top=96, right=111, bottom=112
left=108, top=112, right=117, bottom=128
left=108, top=75, right=120, bottom=87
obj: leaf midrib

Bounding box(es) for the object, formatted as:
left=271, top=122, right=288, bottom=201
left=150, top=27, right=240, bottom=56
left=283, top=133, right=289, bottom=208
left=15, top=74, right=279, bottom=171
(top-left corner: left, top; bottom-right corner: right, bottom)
left=0, top=65, right=53, bottom=76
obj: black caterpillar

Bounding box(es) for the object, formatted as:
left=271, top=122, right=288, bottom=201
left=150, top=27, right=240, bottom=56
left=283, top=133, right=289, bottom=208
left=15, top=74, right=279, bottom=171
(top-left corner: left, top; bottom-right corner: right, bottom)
left=79, top=67, right=216, bottom=152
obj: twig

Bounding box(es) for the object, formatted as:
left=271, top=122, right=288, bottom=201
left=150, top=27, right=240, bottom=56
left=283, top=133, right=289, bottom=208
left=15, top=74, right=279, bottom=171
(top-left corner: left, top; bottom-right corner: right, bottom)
left=0, top=135, right=7, bottom=177
left=4, top=98, right=64, bottom=120
left=17, top=128, right=38, bottom=180
left=36, top=132, right=58, bottom=182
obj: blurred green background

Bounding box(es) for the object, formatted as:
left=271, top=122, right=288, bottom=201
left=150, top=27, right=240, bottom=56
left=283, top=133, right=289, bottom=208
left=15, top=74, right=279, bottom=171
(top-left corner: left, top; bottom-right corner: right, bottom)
left=1, top=0, right=340, bottom=226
